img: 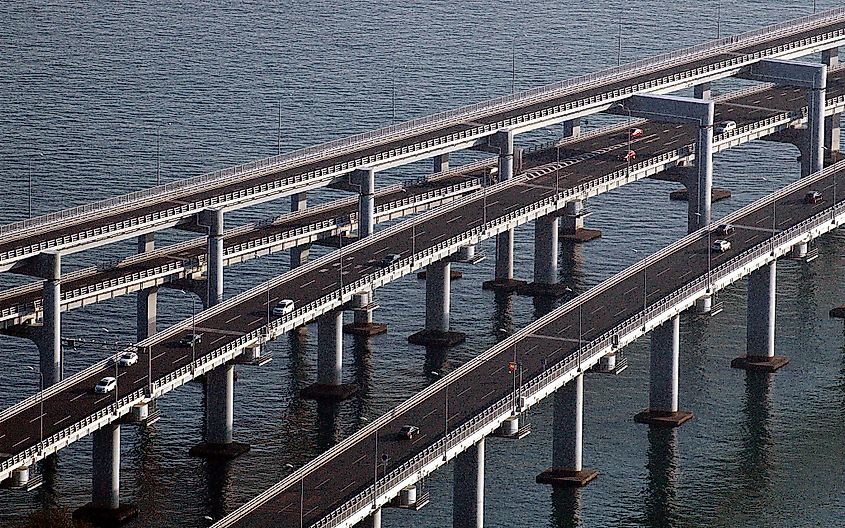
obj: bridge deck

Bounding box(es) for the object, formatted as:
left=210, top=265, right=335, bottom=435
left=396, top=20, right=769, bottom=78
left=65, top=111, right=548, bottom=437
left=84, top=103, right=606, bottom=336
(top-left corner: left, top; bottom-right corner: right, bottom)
left=0, top=11, right=842, bottom=268
left=1, top=68, right=843, bottom=328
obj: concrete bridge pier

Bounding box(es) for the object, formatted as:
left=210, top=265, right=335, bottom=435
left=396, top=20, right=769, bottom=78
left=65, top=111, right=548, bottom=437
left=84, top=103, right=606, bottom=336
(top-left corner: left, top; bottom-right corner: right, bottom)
left=732, top=261, right=789, bottom=372
left=634, top=316, right=693, bottom=427
left=453, top=438, right=485, bottom=528
left=739, top=59, right=827, bottom=177
left=560, top=199, right=601, bottom=243
left=537, top=373, right=597, bottom=487
left=519, top=215, right=569, bottom=297
left=344, top=290, right=388, bottom=336
left=73, top=423, right=137, bottom=525
left=823, top=48, right=841, bottom=156
left=483, top=129, right=525, bottom=293
left=302, top=310, right=357, bottom=400
left=290, top=192, right=310, bottom=268
left=200, top=208, right=225, bottom=307
left=409, top=259, right=465, bottom=347
left=563, top=118, right=581, bottom=138
left=21, top=251, right=64, bottom=387
left=360, top=509, right=381, bottom=528
left=433, top=153, right=449, bottom=173
left=136, top=234, right=158, bottom=341
left=356, top=167, right=376, bottom=239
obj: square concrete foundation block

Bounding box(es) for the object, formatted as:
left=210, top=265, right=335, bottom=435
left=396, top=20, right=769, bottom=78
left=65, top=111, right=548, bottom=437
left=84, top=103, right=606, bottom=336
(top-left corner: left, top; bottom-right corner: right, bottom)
left=560, top=228, right=602, bottom=243
left=536, top=468, right=598, bottom=488
left=633, top=410, right=694, bottom=428
left=516, top=282, right=573, bottom=298
left=189, top=441, right=251, bottom=459
left=73, top=503, right=138, bottom=527
left=300, top=383, right=358, bottom=401
left=342, top=322, right=388, bottom=337
left=482, top=278, right=526, bottom=292
left=407, top=329, right=466, bottom=348
left=730, top=355, right=789, bottom=373
left=669, top=187, right=731, bottom=202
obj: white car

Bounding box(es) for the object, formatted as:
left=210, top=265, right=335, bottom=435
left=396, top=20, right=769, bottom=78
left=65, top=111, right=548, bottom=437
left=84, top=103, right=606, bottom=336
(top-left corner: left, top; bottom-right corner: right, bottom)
left=272, top=299, right=295, bottom=316
left=94, top=377, right=117, bottom=394
left=117, top=351, right=138, bottom=367
left=712, top=239, right=731, bottom=253
left=715, top=120, right=737, bottom=134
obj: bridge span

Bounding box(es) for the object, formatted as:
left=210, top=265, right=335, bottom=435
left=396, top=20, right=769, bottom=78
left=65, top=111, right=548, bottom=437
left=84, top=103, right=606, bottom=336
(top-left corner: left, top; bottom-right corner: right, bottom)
left=0, top=8, right=843, bottom=273
left=210, top=160, right=845, bottom=528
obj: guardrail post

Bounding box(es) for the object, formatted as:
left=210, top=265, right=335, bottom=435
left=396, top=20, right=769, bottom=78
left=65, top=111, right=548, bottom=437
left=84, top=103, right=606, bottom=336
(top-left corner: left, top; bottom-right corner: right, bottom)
left=136, top=233, right=158, bottom=341
left=537, top=373, right=597, bottom=487
left=74, top=422, right=137, bottom=525
left=823, top=48, right=841, bottom=156
left=290, top=192, right=310, bottom=269
left=409, top=260, right=465, bottom=347
left=453, top=438, right=485, bottom=528
left=732, top=261, right=789, bottom=372
left=302, top=310, right=358, bottom=400
left=634, top=315, right=693, bottom=427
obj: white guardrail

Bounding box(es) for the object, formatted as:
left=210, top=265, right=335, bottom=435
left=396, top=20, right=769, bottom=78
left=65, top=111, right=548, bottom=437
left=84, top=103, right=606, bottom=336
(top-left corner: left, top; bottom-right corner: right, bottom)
left=1, top=8, right=843, bottom=243
left=213, top=160, right=845, bottom=528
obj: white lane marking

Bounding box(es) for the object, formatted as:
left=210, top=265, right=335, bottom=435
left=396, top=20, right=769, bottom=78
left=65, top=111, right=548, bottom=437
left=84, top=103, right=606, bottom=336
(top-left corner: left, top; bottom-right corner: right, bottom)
left=55, top=414, right=72, bottom=426
left=29, top=413, right=44, bottom=424
left=12, top=437, right=30, bottom=449
left=134, top=376, right=147, bottom=385
left=153, top=352, right=167, bottom=361
left=446, top=215, right=463, bottom=224
left=301, top=279, right=316, bottom=288
left=352, top=453, right=367, bottom=465
left=225, top=314, right=241, bottom=324
left=71, top=392, right=86, bottom=402
left=656, top=267, right=671, bottom=278
left=172, top=354, right=189, bottom=365
left=94, top=396, right=112, bottom=405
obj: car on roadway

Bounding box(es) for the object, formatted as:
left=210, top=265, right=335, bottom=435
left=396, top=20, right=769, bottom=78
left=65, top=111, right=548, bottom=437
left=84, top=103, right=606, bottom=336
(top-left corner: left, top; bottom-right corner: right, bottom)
left=178, top=333, right=202, bottom=347
left=715, top=224, right=735, bottom=236
left=117, top=351, right=138, bottom=367
left=711, top=239, right=731, bottom=253
left=804, top=190, right=823, bottom=204
left=272, top=299, right=295, bottom=316
left=94, top=377, right=117, bottom=394
left=380, top=253, right=401, bottom=267
left=399, top=425, right=420, bottom=440
left=622, top=150, right=636, bottom=162
left=715, top=120, right=737, bottom=134
left=629, top=127, right=644, bottom=139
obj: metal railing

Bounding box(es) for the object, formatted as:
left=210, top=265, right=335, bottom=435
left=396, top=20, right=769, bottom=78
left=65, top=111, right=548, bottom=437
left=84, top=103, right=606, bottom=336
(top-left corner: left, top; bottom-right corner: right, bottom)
left=1, top=9, right=842, bottom=241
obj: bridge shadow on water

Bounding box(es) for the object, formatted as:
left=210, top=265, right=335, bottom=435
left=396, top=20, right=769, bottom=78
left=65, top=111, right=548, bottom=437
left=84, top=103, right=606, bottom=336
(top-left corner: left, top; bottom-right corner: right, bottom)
left=642, top=428, right=679, bottom=528
left=550, top=487, right=582, bottom=528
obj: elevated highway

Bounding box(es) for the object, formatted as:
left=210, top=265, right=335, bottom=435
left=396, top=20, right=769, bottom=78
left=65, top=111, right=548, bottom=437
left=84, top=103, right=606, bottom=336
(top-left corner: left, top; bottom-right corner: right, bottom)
left=1, top=70, right=844, bottom=334
left=0, top=9, right=843, bottom=272
left=210, top=161, right=845, bottom=528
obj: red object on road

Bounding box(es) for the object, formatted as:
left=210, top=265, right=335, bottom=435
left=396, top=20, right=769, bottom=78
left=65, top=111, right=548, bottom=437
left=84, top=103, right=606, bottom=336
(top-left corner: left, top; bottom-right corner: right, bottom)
left=508, top=361, right=517, bottom=373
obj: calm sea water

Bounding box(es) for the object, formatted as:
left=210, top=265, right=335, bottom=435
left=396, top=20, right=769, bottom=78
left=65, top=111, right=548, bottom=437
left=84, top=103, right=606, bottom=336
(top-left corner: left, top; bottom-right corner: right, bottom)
left=1, top=1, right=844, bottom=526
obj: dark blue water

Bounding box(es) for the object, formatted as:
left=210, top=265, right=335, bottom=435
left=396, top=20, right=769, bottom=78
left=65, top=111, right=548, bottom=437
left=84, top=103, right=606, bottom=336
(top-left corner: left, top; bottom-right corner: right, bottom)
left=1, top=1, right=844, bottom=526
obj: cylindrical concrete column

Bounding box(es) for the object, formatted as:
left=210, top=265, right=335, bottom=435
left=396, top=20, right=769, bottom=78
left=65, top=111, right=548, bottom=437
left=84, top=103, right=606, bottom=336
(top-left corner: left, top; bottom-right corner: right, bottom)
left=453, top=438, right=485, bottom=528
left=425, top=260, right=451, bottom=332
left=563, top=118, right=581, bottom=138
left=353, top=291, right=373, bottom=326
left=361, top=508, right=381, bottom=528
left=533, top=215, right=559, bottom=285
left=747, top=261, right=776, bottom=359
left=494, top=230, right=514, bottom=281
left=494, top=130, right=514, bottom=182
left=808, top=66, right=828, bottom=176
left=694, top=82, right=711, bottom=100
left=317, top=311, right=344, bottom=386
left=649, top=316, right=680, bottom=413
left=358, top=168, right=375, bottom=238
left=433, top=153, right=449, bottom=174
left=136, top=234, right=158, bottom=341
left=561, top=200, right=584, bottom=235
left=690, top=103, right=715, bottom=232
left=553, top=373, right=583, bottom=471
left=206, top=364, right=234, bottom=445
left=91, top=423, right=120, bottom=510
left=205, top=208, right=225, bottom=307
left=290, top=192, right=310, bottom=269
left=824, top=48, right=841, bottom=154
left=39, top=252, right=62, bottom=387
